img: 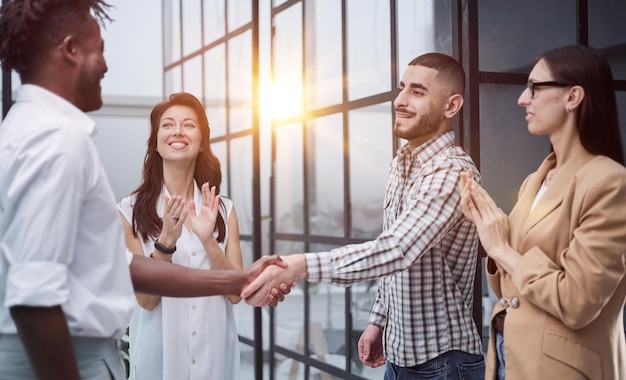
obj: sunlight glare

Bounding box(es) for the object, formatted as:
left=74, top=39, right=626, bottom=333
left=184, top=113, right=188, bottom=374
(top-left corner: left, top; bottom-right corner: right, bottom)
left=260, top=81, right=302, bottom=120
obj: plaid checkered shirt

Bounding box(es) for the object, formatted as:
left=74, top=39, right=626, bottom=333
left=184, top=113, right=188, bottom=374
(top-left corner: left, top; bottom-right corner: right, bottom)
left=304, top=130, right=483, bottom=366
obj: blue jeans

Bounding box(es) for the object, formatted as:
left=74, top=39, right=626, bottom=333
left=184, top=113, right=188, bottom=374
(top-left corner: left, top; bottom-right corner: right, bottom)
left=495, top=331, right=505, bottom=380
left=384, top=350, right=485, bottom=380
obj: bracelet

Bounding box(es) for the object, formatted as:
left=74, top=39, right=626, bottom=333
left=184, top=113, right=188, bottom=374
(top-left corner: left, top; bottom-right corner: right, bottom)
left=154, top=240, right=176, bottom=254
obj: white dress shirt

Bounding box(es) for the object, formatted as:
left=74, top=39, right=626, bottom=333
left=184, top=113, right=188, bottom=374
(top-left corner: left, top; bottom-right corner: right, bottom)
left=0, top=85, right=135, bottom=338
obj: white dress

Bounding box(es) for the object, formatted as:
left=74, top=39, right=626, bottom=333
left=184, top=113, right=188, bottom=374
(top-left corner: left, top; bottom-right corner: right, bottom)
left=118, top=182, right=240, bottom=380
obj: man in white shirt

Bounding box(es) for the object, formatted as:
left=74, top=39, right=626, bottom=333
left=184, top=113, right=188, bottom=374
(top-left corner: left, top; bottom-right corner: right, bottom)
left=0, top=1, right=286, bottom=379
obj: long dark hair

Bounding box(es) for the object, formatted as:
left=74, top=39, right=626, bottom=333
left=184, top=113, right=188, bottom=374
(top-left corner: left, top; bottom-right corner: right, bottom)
left=0, top=0, right=112, bottom=78
left=132, top=92, right=226, bottom=243
left=539, top=45, right=624, bottom=164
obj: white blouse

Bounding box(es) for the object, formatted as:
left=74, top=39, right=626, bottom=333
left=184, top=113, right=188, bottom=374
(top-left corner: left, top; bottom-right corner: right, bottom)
left=531, top=183, right=549, bottom=212
left=118, top=182, right=239, bottom=380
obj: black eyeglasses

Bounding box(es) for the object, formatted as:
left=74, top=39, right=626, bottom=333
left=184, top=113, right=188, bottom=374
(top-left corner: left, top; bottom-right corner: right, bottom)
left=526, top=81, right=575, bottom=98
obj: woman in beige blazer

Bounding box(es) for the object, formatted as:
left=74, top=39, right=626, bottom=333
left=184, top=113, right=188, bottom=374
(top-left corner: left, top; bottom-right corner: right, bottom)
left=461, top=45, right=626, bottom=380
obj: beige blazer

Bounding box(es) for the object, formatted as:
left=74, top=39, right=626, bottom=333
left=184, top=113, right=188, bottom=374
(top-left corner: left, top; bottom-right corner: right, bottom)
left=485, top=148, right=626, bottom=380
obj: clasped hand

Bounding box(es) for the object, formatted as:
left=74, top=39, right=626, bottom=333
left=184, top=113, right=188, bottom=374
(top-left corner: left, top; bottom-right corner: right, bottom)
left=241, top=254, right=302, bottom=307
left=459, top=169, right=512, bottom=263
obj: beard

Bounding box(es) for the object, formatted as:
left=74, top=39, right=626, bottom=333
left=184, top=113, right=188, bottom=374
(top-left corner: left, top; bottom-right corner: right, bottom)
left=76, top=65, right=104, bottom=113
left=393, top=108, right=441, bottom=141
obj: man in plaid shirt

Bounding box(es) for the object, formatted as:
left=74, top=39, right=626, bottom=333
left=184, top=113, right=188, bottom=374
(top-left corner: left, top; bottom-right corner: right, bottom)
left=243, top=53, right=485, bottom=379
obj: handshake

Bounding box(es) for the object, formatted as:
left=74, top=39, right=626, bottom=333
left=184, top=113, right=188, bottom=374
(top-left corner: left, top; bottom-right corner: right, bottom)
left=132, top=186, right=307, bottom=307
left=239, top=254, right=307, bottom=307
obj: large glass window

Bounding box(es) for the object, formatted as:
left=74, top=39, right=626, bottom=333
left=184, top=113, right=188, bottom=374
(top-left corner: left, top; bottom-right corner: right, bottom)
left=203, top=0, right=226, bottom=44
left=164, top=66, right=182, bottom=95
left=204, top=46, right=228, bottom=137
left=307, top=114, right=345, bottom=237
left=228, top=0, right=252, bottom=32
left=272, top=4, right=303, bottom=120
left=231, top=136, right=254, bottom=235
left=588, top=1, right=626, bottom=80
left=182, top=55, right=203, bottom=99
left=274, top=123, right=304, bottom=235
left=478, top=0, right=576, bottom=73
left=346, top=0, right=391, bottom=100
left=182, top=0, right=202, bottom=56
left=228, top=31, right=253, bottom=133
left=305, top=0, right=343, bottom=108
left=348, top=104, right=391, bottom=238
left=478, top=84, right=550, bottom=212
left=397, top=0, right=437, bottom=69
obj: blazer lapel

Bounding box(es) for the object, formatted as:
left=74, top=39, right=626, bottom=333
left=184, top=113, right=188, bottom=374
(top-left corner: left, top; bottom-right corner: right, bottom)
left=519, top=147, right=595, bottom=238
left=522, top=154, right=559, bottom=232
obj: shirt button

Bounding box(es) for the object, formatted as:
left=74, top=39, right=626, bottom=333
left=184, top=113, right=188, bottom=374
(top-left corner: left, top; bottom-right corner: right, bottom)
left=191, top=305, right=197, bottom=310
left=191, top=359, right=196, bottom=365
left=192, top=251, right=197, bottom=256
left=510, top=297, right=520, bottom=308
left=192, top=331, right=197, bottom=337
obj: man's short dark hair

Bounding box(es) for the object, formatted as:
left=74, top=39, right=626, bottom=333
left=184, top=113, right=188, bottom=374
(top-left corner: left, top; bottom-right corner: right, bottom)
left=409, top=53, right=466, bottom=95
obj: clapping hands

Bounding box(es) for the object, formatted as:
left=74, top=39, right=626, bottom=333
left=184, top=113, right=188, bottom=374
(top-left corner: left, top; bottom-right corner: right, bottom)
left=160, top=183, right=218, bottom=247
left=158, top=194, right=188, bottom=248
left=460, top=169, right=518, bottom=272
left=187, top=183, right=219, bottom=245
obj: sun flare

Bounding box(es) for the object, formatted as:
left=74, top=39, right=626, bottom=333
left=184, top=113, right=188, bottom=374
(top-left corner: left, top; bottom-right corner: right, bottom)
left=260, top=81, right=303, bottom=120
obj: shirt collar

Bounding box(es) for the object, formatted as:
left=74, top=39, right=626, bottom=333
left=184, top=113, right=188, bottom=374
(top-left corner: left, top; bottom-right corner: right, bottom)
left=396, top=129, right=456, bottom=164
left=159, top=180, right=202, bottom=215
left=16, top=84, right=97, bottom=136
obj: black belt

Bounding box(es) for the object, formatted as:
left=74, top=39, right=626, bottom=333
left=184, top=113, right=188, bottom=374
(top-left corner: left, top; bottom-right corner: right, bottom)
left=493, top=311, right=506, bottom=334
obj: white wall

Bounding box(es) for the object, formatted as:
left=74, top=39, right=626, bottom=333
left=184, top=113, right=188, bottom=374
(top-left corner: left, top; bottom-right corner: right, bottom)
left=91, top=1, right=163, bottom=200
left=100, top=1, right=163, bottom=98
left=92, top=113, right=153, bottom=201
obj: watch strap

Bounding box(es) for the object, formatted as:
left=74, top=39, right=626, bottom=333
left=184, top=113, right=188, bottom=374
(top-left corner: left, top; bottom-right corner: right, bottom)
left=154, top=240, right=176, bottom=254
